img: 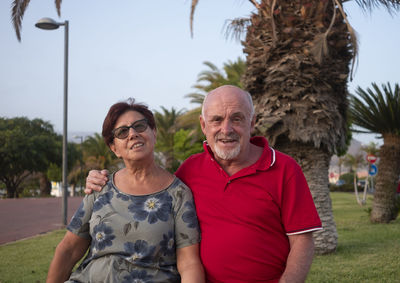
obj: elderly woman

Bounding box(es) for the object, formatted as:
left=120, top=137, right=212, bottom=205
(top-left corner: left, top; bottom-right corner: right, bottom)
left=46, top=99, right=204, bottom=283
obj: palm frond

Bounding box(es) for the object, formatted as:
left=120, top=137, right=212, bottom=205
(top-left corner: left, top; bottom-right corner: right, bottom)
left=335, top=0, right=359, bottom=80
left=190, top=0, right=199, bottom=37
left=350, top=82, right=400, bottom=136
left=248, top=0, right=261, bottom=10
left=310, top=0, right=336, bottom=64
left=355, top=0, right=400, bottom=14
left=55, top=0, right=62, bottom=16
left=11, top=0, right=63, bottom=41
left=184, top=93, right=205, bottom=105
left=11, top=0, right=31, bottom=41
left=223, top=17, right=251, bottom=42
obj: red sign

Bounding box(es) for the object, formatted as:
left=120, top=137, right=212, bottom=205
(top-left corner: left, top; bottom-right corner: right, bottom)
left=366, top=154, right=377, bottom=164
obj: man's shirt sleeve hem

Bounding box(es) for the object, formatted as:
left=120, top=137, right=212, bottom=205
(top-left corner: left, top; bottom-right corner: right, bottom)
left=286, top=226, right=323, bottom=235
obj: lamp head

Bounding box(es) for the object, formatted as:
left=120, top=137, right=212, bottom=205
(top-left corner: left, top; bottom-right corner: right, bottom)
left=35, top=17, right=61, bottom=30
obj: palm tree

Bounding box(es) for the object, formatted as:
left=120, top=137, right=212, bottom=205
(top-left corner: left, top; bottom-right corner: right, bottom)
left=350, top=82, right=400, bottom=223
left=11, top=0, right=400, bottom=255
left=192, top=0, right=398, bottom=254
left=361, top=141, right=380, bottom=197
left=344, top=152, right=367, bottom=205
left=185, top=57, right=246, bottom=106
left=154, top=107, right=185, bottom=172
left=82, top=133, right=120, bottom=171
left=182, top=58, right=246, bottom=144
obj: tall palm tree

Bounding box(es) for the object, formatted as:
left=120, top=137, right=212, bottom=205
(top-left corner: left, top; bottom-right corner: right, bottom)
left=192, top=0, right=399, bottom=254
left=350, top=82, right=400, bottom=222
left=11, top=0, right=400, bottom=255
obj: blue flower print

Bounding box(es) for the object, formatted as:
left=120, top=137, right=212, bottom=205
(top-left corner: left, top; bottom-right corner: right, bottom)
left=93, top=190, right=114, bottom=212
left=124, top=240, right=156, bottom=263
left=182, top=200, right=199, bottom=229
left=122, top=270, right=153, bottom=283
left=92, top=223, right=115, bottom=251
left=128, top=192, right=172, bottom=224
left=116, top=192, right=130, bottom=201
left=159, top=231, right=175, bottom=256
left=68, top=202, right=85, bottom=229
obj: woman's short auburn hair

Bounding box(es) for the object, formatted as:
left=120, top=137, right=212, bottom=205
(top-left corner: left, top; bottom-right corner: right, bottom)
left=102, top=98, right=156, bottom=147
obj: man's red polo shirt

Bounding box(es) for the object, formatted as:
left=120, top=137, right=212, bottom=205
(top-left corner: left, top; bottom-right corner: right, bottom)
left=175, top=136, right=322, bottom=282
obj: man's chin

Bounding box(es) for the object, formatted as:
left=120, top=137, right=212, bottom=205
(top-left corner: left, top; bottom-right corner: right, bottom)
left=214, top=145, right=241, bottom=161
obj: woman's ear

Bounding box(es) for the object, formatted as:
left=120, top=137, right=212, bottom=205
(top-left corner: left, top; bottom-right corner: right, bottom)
left=110, top=143, right=121, bottom=158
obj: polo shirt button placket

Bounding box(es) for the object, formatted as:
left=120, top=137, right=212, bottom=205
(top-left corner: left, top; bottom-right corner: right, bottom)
left=223, top=179, right=232, bottom=191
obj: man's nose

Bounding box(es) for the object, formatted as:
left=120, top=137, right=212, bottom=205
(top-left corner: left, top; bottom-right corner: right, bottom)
left=220, top=119, right=233, bottom=133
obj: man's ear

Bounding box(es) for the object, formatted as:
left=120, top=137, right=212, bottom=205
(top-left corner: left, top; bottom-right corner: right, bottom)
left=199, top=115, right=206, bottom=136
left=250, top=115, right=256, bottom=133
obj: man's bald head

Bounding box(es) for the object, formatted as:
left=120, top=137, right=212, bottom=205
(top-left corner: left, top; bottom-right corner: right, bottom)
left=201, top=85, right=254, bottom=119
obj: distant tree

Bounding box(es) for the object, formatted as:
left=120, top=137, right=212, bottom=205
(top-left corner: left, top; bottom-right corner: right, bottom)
left=47, top=163, right=61, bottom=182
left=185, top=57, right=246, bottom=106
left=181, top=58, right=246, bottom=145
left=82, top=133, right=120, bottom=171
left=344, top=152, right=367, bottom=205
left=154, top=107, right=185, bottom=172
left=0, top=117, right=59, bottom=198
left=361, top=142, right=380, bottom=157
left=173, top=129, right=203, bottom=163
left=350, top=82, right=400, bottom=222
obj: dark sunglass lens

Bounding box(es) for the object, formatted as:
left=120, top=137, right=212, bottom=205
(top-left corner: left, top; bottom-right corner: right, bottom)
left=115, top=127, right=129, bottom=139
left=134, top=121, right=148, bottom=133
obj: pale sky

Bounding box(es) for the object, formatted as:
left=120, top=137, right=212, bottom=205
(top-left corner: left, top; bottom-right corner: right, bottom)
left=1, top=1, right=399, bottom=146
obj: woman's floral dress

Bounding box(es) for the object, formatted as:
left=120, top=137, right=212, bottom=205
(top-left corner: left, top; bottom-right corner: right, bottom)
left=66, top=175, right=200, bottom=283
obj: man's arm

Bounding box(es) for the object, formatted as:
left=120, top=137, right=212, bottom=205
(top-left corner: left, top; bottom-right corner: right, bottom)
left=84, top=169, right=109, bottom=194
left=279, top=232, right=315, bottom=283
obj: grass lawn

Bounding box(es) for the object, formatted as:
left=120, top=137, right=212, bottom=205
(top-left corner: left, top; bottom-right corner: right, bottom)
left=308, top=193, right=400, bottom=282
left=0, top=192, right=399, bottom=282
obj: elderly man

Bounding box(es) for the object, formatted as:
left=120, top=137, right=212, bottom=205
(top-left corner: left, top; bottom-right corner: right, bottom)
left=85, top=85, right=322, bottom=282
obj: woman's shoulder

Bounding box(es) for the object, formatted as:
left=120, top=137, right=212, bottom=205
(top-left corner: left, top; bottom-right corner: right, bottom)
left=92, top=179, right=115, bottom=198
left=167, top=177, right=194, bottom=200
left=170, top=177, right=190, bottom=191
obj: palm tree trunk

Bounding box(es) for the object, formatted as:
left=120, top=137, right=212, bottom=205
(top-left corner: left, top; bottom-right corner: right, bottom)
left=274, top=138, right=337, bottom=254
left=371, top=134, right=400, bottom=222
left=242, top=0, right=353, bottom=254
left=39, top=172, right=51, bottom=196
left=353, top=172, right=362, bottom=205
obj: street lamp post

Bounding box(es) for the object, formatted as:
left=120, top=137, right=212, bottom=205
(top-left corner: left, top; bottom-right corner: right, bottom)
left=35, top=17, right=69, bottom=225
left=74, top=135, right=84, bottom=194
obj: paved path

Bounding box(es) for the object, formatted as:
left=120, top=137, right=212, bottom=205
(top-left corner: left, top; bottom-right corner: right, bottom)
left=0, top=197, right=83, bottom=245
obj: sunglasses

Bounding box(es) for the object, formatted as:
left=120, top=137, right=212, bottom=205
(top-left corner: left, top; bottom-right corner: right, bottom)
left=112, top=118, right=149, bottom=139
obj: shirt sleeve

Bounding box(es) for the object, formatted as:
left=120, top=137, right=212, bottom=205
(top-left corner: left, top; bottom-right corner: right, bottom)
left=172, top=179, right=201, bottom=249
left=67, top=193, right=96, bottom=239
left=281, top=161, right=322, bottom=235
